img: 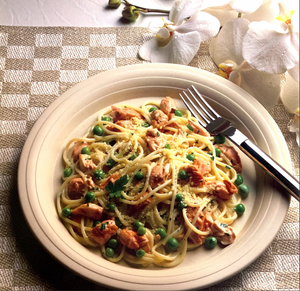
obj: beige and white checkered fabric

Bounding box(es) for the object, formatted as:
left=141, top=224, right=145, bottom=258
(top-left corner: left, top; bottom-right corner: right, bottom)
left=0, top=26, right=299, bottom=291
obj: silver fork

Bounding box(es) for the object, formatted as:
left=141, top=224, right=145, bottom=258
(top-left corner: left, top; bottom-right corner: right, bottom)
left=180, top=85, right=299, bottom=201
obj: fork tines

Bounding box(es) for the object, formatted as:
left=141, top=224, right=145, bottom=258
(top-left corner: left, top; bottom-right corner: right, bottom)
left=179, top=85, right=220, bottom=128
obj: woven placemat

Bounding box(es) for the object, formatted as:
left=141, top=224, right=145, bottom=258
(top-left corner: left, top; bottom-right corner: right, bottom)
left=0, top=26, right=299, bottom=291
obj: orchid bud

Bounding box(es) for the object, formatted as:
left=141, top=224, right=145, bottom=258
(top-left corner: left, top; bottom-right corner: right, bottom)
left=108, top=0, right=121, bottom=8
left=122, top=6, right=140, bottom=22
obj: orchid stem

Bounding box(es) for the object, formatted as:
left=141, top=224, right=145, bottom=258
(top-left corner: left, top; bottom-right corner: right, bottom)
left=122, top=0, right=169, bottom=14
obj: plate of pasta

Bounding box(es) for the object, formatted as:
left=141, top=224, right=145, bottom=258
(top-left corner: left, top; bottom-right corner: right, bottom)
left=18, top=63, right=291, bottom=290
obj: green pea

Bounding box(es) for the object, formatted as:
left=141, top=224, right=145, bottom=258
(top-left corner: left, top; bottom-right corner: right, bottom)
left=81, top=146, right=90, bottom=155
left=164, top=143, right=171, bottom=149
left=94, top=169, right=105, bottom=180
left=94, top=220, right=101, bottom=226
left=134, top=171, right=144, bottom=181
left=177, top=201, right=187, bottom=210
left=156, top=228, right=166, bottom=239
left=174, top=110, right=183, bottom=117
left=85, top=191, right=95, bottom=203
left=137, top=226, right=146, bottom=236
left=129, top=153, right=137, bottom=160
left=215, top=148, right=221, bottom=157
left=234, top=204, right=245, bottom=216
left=93, top=125, right=104, bottom=136
left=234, top=174, right=243, bottom=186
left=238, top=184, right=250, bottom=198
left=149, top=107, right=157, bottom=112
left=61, top=207, right=72, bottom=217
left=106, top=203, right=115, bottom=212
left=204, top=236, right=217, bottom=249
left=186, top=153, right=195, bottom=161
left=208, top=151, right=213, bottom=155
left=107, top=238, right=118, bottom=249
left=167, top=238, right=179, bottom=251
left=178, top=170, right=188, bottom=180
left=175, top=193, right=184, bottom=202
left=63, top=168, right=72, bottom=178
left=107, top=158, right=116, bottom=167
left=214, top=135, right=226, bottom=144
left=133, top=221, right=143, bottom=230
left=105, top=247, right=114, bottom=257
left=136, top=249, right=145, bottom=258
left=101, top=116, right=112, bottom=122
left=186, top=124, right=193, bottom=131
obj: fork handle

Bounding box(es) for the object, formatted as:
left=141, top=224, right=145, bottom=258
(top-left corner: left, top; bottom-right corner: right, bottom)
left=240, top=139, right=299, bottom=201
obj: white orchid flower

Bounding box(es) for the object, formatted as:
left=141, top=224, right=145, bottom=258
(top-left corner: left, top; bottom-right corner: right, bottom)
left=204, top=0, right=280, bottom=26
left=281, top=70, right=299, bottom=146
left=229, top=0, right=264, bottom=14
left=138, top=0, right=221, bottom=65
left=242, top=1, right=299, bottom=76
left=209, top=17, right=281, bottom=110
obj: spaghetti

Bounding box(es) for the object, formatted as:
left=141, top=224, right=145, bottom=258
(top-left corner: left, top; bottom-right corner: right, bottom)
left=56, top=96, right=246, bottom=267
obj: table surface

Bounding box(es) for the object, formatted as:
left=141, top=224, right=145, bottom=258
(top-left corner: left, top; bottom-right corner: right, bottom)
left=0, top=0, right=173, bottom=27
left=0, top=2, right=299, bottom=290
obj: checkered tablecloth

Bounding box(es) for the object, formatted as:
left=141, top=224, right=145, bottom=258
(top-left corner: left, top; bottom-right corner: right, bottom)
left=0, top=26, right=299, bottom=291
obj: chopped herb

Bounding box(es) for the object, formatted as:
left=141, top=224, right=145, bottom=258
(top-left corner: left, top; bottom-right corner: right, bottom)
left=220, top=223, right=228, bottom=228
left=186, top=124, right=193, bottom=131
left=107, top=158, right=116, bottom=167
left=225, top=232, right=230, bottom=236
left=203, top=146, right=209, bottom=151
left=164, top=143, right=171, bottom=149
left=210, top=156, right=215, bottom=161
left=106, top=175, right=129, bottom=199
left=129, top=153, right=137, bottom=160
left=100, top=222, right=107, bottom=230
left=157, top=132, right=160, bottom=137
left=210, top=200, right=214, bottom=205
left=225, top=165, right=231, bottom=169
left=149, top=107, right=157, bottom=112
left=131, top=133, right=134, bottom=135
left=195, top=140, right=199, bottom=144
left=142, top=122, right=150, bottom=128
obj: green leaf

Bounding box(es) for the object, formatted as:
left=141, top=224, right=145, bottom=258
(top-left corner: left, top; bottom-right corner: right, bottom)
left=106, top=181, right=115, bottom=193
left=106, top=175, right=129, bottom=198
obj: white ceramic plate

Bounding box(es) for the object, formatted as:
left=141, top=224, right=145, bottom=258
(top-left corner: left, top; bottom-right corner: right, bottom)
left=18, top=64, right=290, bottom=290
